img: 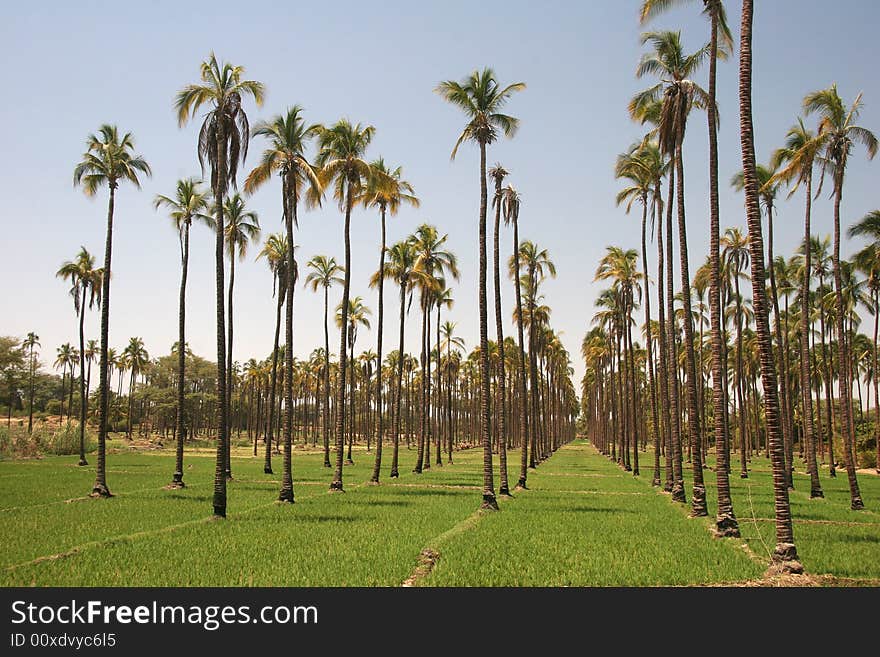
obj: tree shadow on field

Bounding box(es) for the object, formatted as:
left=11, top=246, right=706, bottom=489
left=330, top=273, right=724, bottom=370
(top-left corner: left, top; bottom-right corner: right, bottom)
left=560, top=505, right=637, bottom=515
left=389, top=488, right=469, bottom=497
left=356, top=499, right=413, bottom=508
left=837, top=532, right=880, bottom=545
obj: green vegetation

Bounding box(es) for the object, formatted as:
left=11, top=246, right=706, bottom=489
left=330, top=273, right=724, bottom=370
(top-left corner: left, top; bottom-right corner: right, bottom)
left=2, top=440, right=876, bottom=586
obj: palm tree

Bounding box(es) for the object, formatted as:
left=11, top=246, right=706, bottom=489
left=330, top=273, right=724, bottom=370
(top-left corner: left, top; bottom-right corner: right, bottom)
left=305, top=255, right=345, bottom=468
left=336, top=296, right=371, bottom=464
left=73, top=124, right=151, bottom=498
left=83, top=339, right=97, bottom=430
left=23, top=333, right=39, bottom=434
left=315, top=120, right=375, bottom=492
left=502, top=186, right=531, bottom=490
left=256, top=233, right=291, bottom=475
left=615, top=142, right=661, bottom=485
left=722, top=227, right=750, bottom=480
left=640, top=0, right=736, bottom=538
left=222, top=192, right=260, bottom=478
left=489, top=164, right=512, bottom=495
left=440, top=321, right=466, bottom=462
left=246, top=106, right=323, bottom=499
left=359, top=159, right=419, bottom=484
left=56, top=247, right=103, bottom=466
left=123, top=337, right=148, bottom=439
left=738, top=0, right=802, bottom=572
left=375, top=240, right=419, bottom=477
left=154, top=178, right=211, bottom=487
left=175, top=53, right=263, bottom=517
left=849, top=210, right=880, bottom=475
left=436, top=68, right=525, bottom=510
left=772, top=118, right=826, bottom=499
left=633, top=30, right=710, bottom=511
left=54, top=344, right=76, bottom=423
left=804, top=84, right=877, bottom=511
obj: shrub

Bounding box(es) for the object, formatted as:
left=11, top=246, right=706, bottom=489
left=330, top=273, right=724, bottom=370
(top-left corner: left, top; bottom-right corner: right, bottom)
left=857, top=448, right=877, bottom=470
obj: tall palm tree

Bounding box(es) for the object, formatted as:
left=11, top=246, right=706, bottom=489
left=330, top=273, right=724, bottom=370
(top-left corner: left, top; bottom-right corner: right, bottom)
left=123, top=337, right=148, bottom=439
left=305, top=255, right=345, bottom=469
left=436, top=68, right=525, bottom=510
left=24, top=333, right=39, bottom=434
left=54, top=344, right=75, bottom=423
left=56, top=247, right=103, bottom=466
left=246, top=106, right=322, bottom=499
left=256, top=233, right=291, bottom=475
left=154, top=178, right=211, bottom=487
left=83, top=339, right=97, bottom=431
left=336, top=296, right=371, bottom=464
left=640, top=0, right=736, bottom=537
left=489, top=164, right=512, bottom=495
left=502, top=186, right=531, bottom=490
left=222, top=192, right=260, bottom=478
left=315, top=120, right=375, bottom=493
left=738, top=0, right=802, bottom=572
left=359, top=159, right=419, bottom=484
left=73, top=124, right=151, bottom=498
left=176, top=53, right=263, bottom=517
left=374, top=240, right=419, bottom=478
left=772, top=118, right=826, bottom=498
left=849, top=210, right=880, bottom=475
left=804, top=84, right=877, bottom=510
left=722, top=227, right=750, bottom=479
left=633, top=30, right=710, bottom=512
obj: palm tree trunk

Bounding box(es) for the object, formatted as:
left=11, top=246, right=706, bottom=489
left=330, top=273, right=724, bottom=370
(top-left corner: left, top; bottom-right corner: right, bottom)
left=265, top=282, right=282, bottom=475
left=370, top=207, right=387, bottom=483
left=655, top=185, right=673, bottom=492
left=478, top=140, right=497, bottom=510
left=77, top=289, right=88, bottom=466
left=799, top=172, right=823, bottom=497
left=170, top=222, right=190, bottom=486
left=640, top=197, right=660, bottom=485
left=673, top=112, right=707, bottom=516
left=225, top=252, right=236, bottom=479
left=493, top=179, right=510, bottom=494
left=279, top=184, right=296, bottom=501
left=330, top=188, right=352, bottom=492
left=831, top=171, right=864, bottom=509
left=513, top=212, right=530, bottom=490
left=391, top=283, right=406, bottom=478
left=322, top=286, right=331, bottom=467
left=739, top=0, right=802, bottom=570
left=664, top=164, right=685, bottom=503
left=211, top=134, right=229, bottom=517
left=415, top=303, right=427, bottom=473
left=92, top=183, right=116, bottom=498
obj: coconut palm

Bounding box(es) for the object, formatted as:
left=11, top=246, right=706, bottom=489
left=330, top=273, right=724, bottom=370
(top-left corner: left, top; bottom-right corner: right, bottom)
left=175, top=53, right=263, bottom=517
left=738, top=0, right=802, bottom=572
left=54, top=344, right=76, bottom=423
left=722, top=227, right=750, bottom=480
left=222, top=192, right=260, bottom=478
left=502, top=185, right=532, bottom=490
left=489, top=164, right=512, bottom=494
left=256, top=233, right=291, bottom=475
left=849, top=210, right=880, bottom=474
left=154, top=178, right=211, bottom=487
left=772, top=119, right=826, bottom=498
left=305, top=255, right=345, bottom=469
left=436, top=68, right=525, bottom=510
left=56, top=247, right=103, bottom=466
left=633, top=30, right=710, bottom=511
left=73, top=124, right=151, bottom=498
left=804, top=84, right=877, bottom=510
left=315, top=119, right=375, bottom=492
left=122, top=338, right=148, bottom=439
left=335, top=296, right=371, bottom=464
left=246, top=106, right=323, bottom=499
left=374, top=240, right=420, bottom=477
left=23, top=333, right=39, bottom=434
left=359, top=159, right=419, bottom=483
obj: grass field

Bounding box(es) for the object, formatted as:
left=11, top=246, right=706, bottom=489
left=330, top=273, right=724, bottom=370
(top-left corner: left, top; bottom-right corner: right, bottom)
left=1, top=438, right=877, bottom=586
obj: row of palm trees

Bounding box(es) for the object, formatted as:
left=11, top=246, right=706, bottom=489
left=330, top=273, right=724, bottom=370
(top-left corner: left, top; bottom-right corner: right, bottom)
left=583, top=0, right=876, bottom=574
left=68, top=53, right=576, bottom=514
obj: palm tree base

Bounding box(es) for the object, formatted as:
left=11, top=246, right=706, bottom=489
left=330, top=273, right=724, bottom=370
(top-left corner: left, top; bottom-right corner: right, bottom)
left=851, top=497, right=865, bottom=510
left=264, top=467, right=273, bottom=475
left=809, top=488, right=824, bottom=499
left=671, top=483, right=687, bottom=504
left=345, top=459, right=354, bottom=466
left=390, top=470, right=399, bottom=478
left=740, top=473, right=749, bottom=479
left=514, top=481, right=528, bottom=491
left=323, top=462, right=332, bottom=468
left=78, top=458, right=88, bottom=467
left=211, top=508, right=226, bottom=519
left=713, top=513, right=741, bottom=538
left=480, top=494, right=499, bottom=511
left=498, top=486, right=512, bottom=497
left=366, top=479, right=380, bottom=486
left=90, top=484, right=112, bottom=498
left=165, top=479, right=186, bottom=490
left=651, top=477, right=661, bottom=487
left=328, top=481, right=344, bottom=492
left=277, top=489, right=295, bottom=503
left=768, top=544, right=804, bottom=575
left=689, top=486, right=708, bottom=517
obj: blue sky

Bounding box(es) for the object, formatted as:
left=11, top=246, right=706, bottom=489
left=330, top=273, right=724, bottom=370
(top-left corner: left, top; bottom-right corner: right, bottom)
left=2, top=0, right=878, bottom=388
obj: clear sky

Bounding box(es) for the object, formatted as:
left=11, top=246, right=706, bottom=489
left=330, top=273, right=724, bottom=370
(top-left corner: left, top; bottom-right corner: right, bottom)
left=2, top=1, right=878, bottom=389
